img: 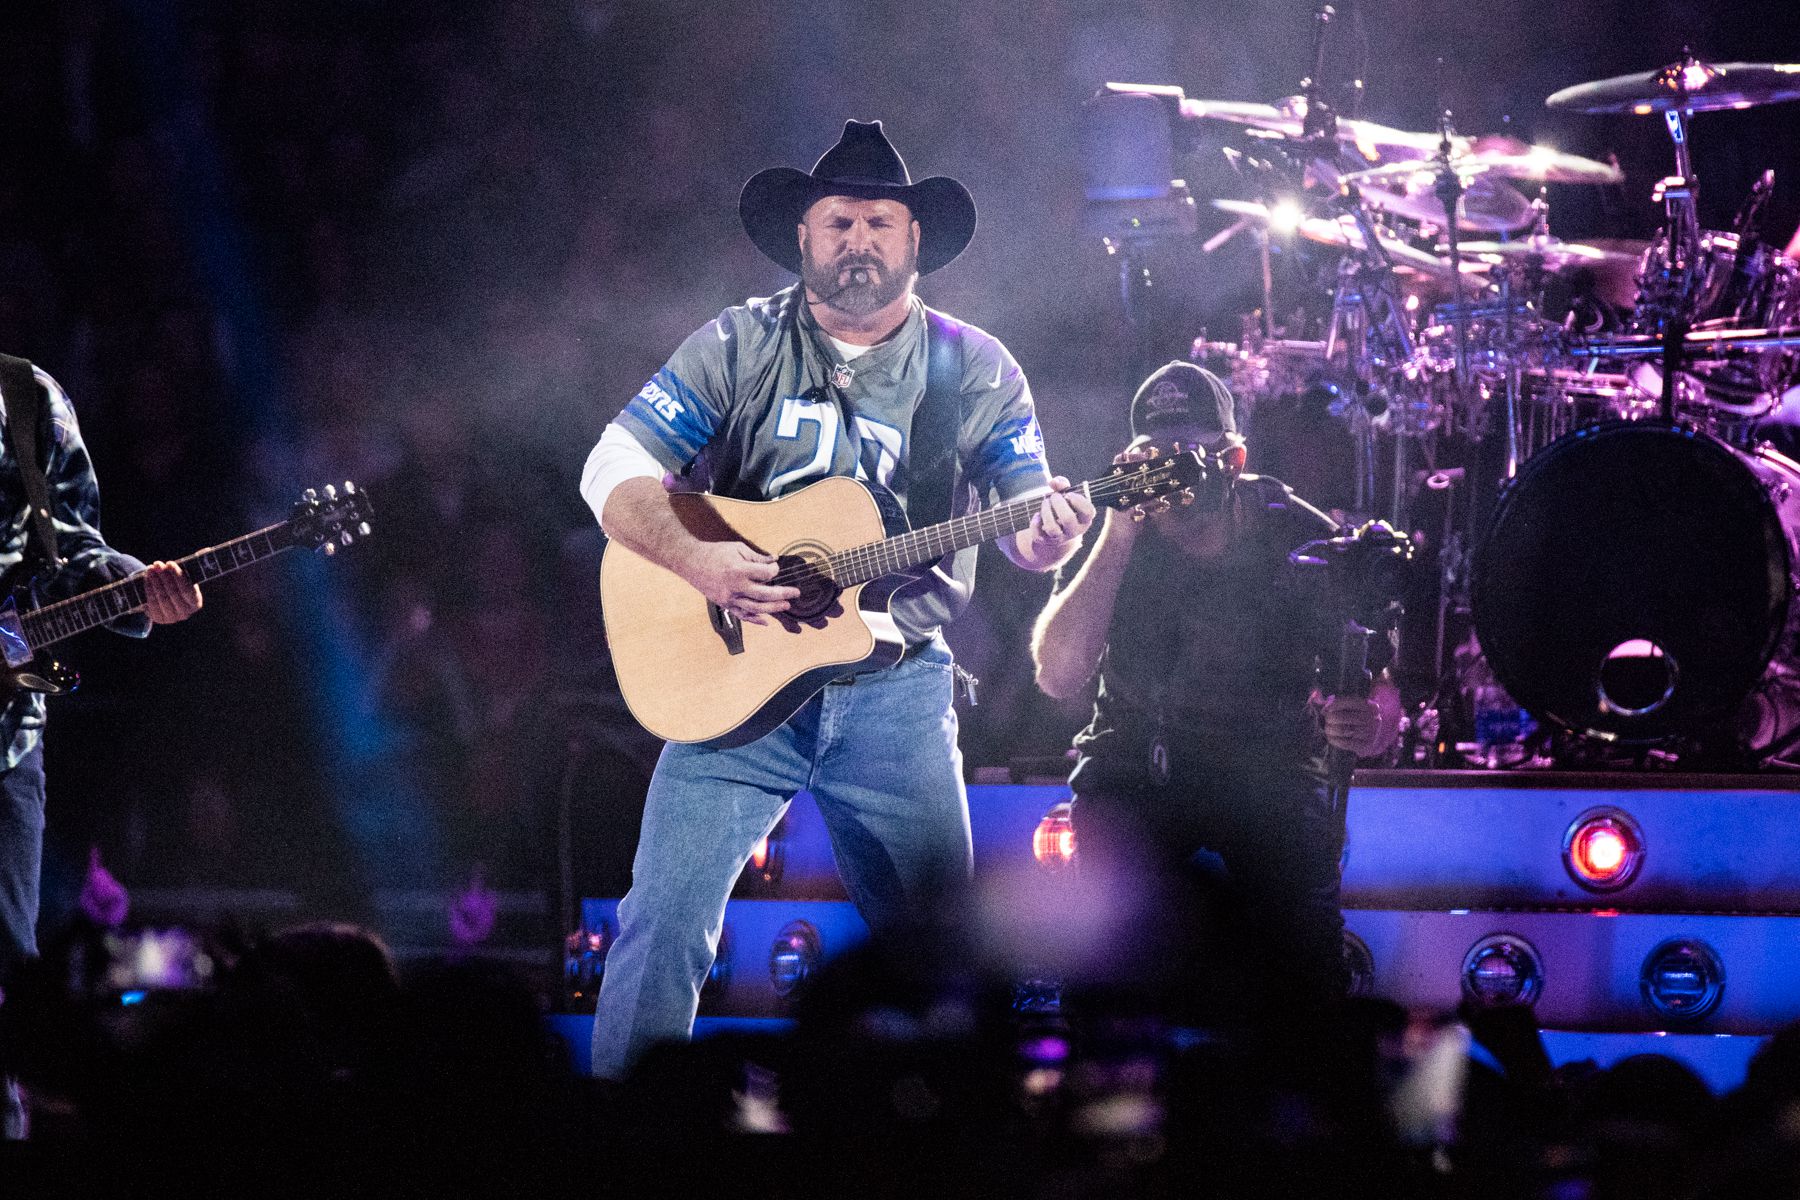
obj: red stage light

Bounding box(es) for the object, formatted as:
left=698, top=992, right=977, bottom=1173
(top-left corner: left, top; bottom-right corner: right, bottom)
left=1032, top=803, right=1077, bottom=869
left=1562, top=808, right=1645, bottom=892
left=746, top=816, right=786, bottom=885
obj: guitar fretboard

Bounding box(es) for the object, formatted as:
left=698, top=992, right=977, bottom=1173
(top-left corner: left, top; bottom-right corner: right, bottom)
left=799, top=460, right=1193, bottom=588
left=20, top=520, right=298, bottom=650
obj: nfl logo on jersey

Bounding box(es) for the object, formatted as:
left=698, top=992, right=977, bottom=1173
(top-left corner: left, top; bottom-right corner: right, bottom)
left=831, top=363, right=855, bottom=390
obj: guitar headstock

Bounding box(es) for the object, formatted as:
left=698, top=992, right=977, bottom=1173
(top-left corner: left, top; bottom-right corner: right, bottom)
left=290, top=482, right=374, bottom=555
left=1098, top=447, right=1207, bottom=519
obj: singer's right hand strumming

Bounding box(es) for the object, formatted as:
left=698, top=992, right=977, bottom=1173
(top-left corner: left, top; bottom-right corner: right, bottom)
left=683, top=541, right=799, bottom=624
left=601, top=475, right=800, bottom=625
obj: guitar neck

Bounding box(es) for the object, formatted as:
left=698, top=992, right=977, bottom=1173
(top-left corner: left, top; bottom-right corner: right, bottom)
left=20, top=520, right=299, bottom=651
left=830, top=482, right=1091, bottom=585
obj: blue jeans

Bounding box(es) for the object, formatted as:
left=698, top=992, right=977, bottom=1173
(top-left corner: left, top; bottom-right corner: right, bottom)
left=0, top=742, right=46, bottom=1139
left=590, top=640, right=969, bottom=1079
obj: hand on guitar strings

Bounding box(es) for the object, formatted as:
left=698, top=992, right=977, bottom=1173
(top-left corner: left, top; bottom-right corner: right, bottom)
left=142, top=561, right=204, bottom=625
left=687, top=540, right=802, bottom=625
left=1027, top=477, right=1097, bottom=556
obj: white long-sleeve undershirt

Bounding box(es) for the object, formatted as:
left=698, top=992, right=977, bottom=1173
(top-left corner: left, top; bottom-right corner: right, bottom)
left=580, top=423, right=664, bottom=533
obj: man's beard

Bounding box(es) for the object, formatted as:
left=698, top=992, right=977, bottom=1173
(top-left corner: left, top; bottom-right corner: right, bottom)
left=801, top=245, right=917, bottom=317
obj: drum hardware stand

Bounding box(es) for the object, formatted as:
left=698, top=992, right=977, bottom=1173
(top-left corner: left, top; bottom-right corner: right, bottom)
left=1495, top=270, right=1525, bottom=480
left=1652, top=54, right=1706, bottom=421
left=1580, top=328, right=1800, bottom=358
left=1431, top=113, right=1474, bottom=394
left=1299, top=4, right=1340, bottom=145
left=1424, top=466, right=1465, bottom=698
left=1332, top=187, right=1434, bottom=527
left=1102, top=231, right=1162, bottom=390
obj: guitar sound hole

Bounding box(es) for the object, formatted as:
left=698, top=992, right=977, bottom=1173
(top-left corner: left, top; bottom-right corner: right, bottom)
left=778, top=550, right=840, bottom=621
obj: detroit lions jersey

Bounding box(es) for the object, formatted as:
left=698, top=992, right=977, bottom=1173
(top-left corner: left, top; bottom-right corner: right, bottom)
left=609, top=284, right=1052, bottom=642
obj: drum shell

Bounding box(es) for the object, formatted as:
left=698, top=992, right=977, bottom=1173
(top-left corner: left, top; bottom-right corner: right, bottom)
left=1629, top=232, right=1800, bottom=417
left=1512, top=370, right=1658, bottom=461
left=1471, top=421, right=1800, bottom=743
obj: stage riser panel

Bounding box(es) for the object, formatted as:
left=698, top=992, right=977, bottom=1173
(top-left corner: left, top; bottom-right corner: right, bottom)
left=740, top=777, right=1800, bottom=913
left=1347, top=908, right=1800, bottom=1034
left=1343, top=772, right=1800, bottom=911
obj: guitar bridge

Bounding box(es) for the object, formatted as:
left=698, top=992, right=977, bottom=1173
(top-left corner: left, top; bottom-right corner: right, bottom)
left=708, top=602, right=746, bottom=655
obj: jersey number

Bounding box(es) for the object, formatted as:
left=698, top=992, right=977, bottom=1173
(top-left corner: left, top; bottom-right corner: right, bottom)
left=770, top=397, right=902, bottom=493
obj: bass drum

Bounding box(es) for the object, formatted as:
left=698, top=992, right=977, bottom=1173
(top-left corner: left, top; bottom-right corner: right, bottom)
left=1472, top=421, right=1800, bottom=743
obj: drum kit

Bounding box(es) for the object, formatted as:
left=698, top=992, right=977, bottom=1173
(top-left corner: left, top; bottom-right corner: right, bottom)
left=1094, top=48, right=1800, bottom=768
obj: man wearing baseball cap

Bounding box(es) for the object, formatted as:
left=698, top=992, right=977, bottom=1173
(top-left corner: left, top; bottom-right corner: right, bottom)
left=1031, top=361, right=1398, bottom=1018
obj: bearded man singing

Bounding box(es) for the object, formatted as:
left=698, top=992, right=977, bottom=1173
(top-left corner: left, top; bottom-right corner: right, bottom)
left=578, top=120, right=1094, bottom=1079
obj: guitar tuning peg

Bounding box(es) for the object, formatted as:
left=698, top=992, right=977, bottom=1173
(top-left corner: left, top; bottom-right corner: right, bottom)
left=358, top=522, right=371, bottom=537
left=1151, top=497, right=1173, bottom=515
left=322, top=542, right=337, bottom=556
left=343, top=481, right=357, bottom=494
left=339, top=530, right=353, bottom=546
left=1130, top=506, right=1149, bottom=523
left=1146, top=446, right=1161, bottom=458
left=1179, top=488, right=1196, bottom=506
left=304, top=488, right=318, bottom=503
left=324, top=484, right=338, bottom=500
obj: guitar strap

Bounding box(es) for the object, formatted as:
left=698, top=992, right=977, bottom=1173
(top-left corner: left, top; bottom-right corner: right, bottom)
left=906, top=309, right=966, bottom=530
left=0, top=354, right=64, bottom=569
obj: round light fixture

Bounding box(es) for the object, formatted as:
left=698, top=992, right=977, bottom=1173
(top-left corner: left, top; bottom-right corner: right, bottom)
left=1032, top=802, right=1077, bottom=870
left=1640, top=938, right=1725, bottom=1021
left=1562, top=807, right=1646, bottom=892
left=769, top=919, right=822, bottom=999
left=1460, top=934, right=1544, bottom=1008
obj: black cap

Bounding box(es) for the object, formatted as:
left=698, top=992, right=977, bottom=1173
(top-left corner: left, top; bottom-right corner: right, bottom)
left=1129, top=361, right=1243, bottom=447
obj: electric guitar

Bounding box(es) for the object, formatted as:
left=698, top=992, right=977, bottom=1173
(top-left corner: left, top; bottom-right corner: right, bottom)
left=0, top=482, right=372, bottom=694
left=601, top=450, right=1206, bottom=746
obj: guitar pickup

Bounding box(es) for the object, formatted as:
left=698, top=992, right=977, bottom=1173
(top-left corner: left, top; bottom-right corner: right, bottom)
left=709, top=602, right=746, bottom=655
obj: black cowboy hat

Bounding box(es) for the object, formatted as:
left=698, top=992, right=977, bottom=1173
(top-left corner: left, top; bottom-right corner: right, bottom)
left=739, top=120, right=977, bottom=276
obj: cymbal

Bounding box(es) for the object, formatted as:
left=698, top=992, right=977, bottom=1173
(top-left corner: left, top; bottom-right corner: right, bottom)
left=1102, top=84, right=1444, bottom=162
left=1449, top=236, right=1647, bottom=308
left=1452, top=236, right=1644, bottom=271
left=1546, top=59, right=1800, bottom=115
left=1352, top=173, right=1538, bottom=233
left=1343, top=143, right=1624, bottom=188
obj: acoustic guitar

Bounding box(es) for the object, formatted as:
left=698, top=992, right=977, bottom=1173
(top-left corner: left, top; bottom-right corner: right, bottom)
left=602, top=450, right=1205, bottom=746
left=0, top=482, right=372, bottom=694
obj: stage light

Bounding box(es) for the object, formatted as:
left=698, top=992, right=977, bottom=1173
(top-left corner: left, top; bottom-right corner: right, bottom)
left=1460, top=934, right=1544, bottom=1008
left=769, top=920, right=822, bottom=999
left=747, top=817, right=787, bottom=886
left=1640, top=938, right=1725, bottom=1021
left=563, top=922, right=611, bottom=1011
left=1342, top=929, right=1375, bottom=998
left=1562, top=807, right=1645, bottom=891
left=1033, top=802, right=1078, bottom=870
left=1269, top=197, right=1304, bottom=235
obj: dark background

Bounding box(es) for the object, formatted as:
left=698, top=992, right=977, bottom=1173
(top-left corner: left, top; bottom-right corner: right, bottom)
left=3, top=0, right=1796, bottom=949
